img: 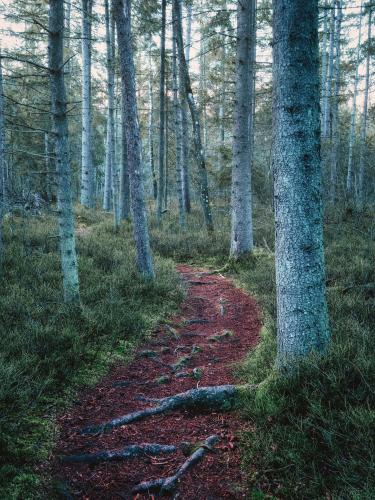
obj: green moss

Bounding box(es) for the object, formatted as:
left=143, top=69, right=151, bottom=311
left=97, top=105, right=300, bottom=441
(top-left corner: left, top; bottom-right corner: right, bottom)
left=0, top=213, right=183, bottom=499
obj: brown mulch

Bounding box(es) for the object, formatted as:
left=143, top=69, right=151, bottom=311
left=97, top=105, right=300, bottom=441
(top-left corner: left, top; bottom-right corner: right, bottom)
left=49, top=265, right=261, bottom=499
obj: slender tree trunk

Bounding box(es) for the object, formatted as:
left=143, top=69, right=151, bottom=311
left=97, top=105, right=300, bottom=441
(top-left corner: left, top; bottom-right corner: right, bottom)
left=173, top=0, right=214, bottom=232
left=105, top=0, right=120, bottom=229
left=218, top=42, right=226, bottom=172
left=148, top=43, right=157, bottom=201
left=185, top=2, right=192, bottom=68
left=199, top=35, right=207, bottom=150
left=0, top=51, right=5, bottom=272
left=273, top=0, right=330, bottom=368
left=119, top=91, right=130, bottom=219
left=164, top=75, right=169, bottom=211
left=172, top=16, right=186, bottom=228
left=321, top=0, right=329, bottom=134
left=157, top=0, right=166, bottom=223
left=48, top=0, right=80, bottom=304
left=329, top=0, right=342, bottom=203
left=80, top=0, right=94, bottom=208
left=358, top=6, right=372, bottom=209
left=113, top=0, right=154, bottom=279
left=230, top=0, right=256, bottom=258
left=323, top=2, right=335, bottom=139
left=347, top=3, right=363, bottom=196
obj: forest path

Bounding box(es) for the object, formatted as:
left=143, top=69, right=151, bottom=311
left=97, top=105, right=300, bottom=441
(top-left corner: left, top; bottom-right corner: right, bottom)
left=52, top=265, right=261, bottom=499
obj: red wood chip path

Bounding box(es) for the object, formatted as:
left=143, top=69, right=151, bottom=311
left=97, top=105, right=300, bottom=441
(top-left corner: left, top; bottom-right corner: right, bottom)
left=51, top=265, right=261, bottom=498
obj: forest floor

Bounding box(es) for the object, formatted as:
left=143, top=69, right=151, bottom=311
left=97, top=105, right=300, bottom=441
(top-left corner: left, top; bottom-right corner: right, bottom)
left=49, top=265, right=261, bottom=499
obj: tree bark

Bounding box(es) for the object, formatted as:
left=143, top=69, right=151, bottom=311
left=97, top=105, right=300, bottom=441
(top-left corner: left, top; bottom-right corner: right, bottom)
left=230, top=0, right=256, bottom=259
left=80, top=0, right=94, bottom=208
left=321, top=0, right=329, bottom=135
left=329, top=0, right=342, bottom=203
left=119, top=90, right=130, bottom=219
left=0, top=51, right=5, bottom=272
left=113, top=0, right=154, bottom=279
left=173, top=0, right=214, bottom=232
left=157, top=0, right=166, bottom=224
left=346, top=3, right=363, bottom=196
left=148, top=42, right=157, bottom=201
left=323, top=2, right=335, bottom=139
left=172, top=15, right=186, bottom=228
left=272, top=0, right=330, bottom=368
left=48, top=0, right=80, bottom=304
left=357, top=6, right=372, bottom=209
left=105, top=0, right=120, bottom=229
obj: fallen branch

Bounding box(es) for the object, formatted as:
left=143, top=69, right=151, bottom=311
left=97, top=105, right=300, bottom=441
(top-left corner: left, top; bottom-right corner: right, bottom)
left=131, top=435, right=219, bottom=495
left=60, top=443, right=177, bottom=464
left=81, top=385, right=239, bottom=435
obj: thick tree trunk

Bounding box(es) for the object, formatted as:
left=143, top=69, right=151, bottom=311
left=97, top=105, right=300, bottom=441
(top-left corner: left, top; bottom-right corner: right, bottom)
left=347, top=4, right=363, bottom=196
left=357, top=7, right=372, bottom=209
left=157, top=0, right=166, bottom=224
left=48, top=0, right=80, bottom=304
left=105, top=0, right=120, bottom=229
left=230, top=0, right=256, bottom=259
left=329, top=0, right=342, bottom=203
left=113, top=0, right=154, bottom=279
left=173, top=0, right=214, bottom=232
left=148, top=43, right=157, bottom=201
left=80, top=0, right=94, bottom=208
left=272, top=0, right=330, bottom=368
left=172, top=17, right=186, bottom=228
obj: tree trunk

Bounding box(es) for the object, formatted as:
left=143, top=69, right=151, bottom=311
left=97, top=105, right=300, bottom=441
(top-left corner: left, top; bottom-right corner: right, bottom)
left=119, top=91, right=130, bottom=219
left=113, top=0, right=154, bottom=279
left=172, top=16, right=186, bottom=228
left=48, top=0, right=80, bottom=304
left=230, top=0, right=256, bottom=258
left=148, top=43, right=157, bottom=201
left=157, top=0, right=166, bottom=224
left=321, top=0, right=329, bottom=135
left=173, top=0, right=214, bottom=233
left=105, top=0, right=120, bottom=229
left=347, top=3, right=363, bottom=196
left=329, top=0, right=342, bottom=204
left=272, top=0, right=330, bottom=368
left=0, top=51, right=5, bottom=272
left=323, top=2, right=335, bottom=139
left=80, top=0, right=94, bottom=208
left=357, top=6, right=372, bottom=210
left=185, top=2, right=192, bottom=68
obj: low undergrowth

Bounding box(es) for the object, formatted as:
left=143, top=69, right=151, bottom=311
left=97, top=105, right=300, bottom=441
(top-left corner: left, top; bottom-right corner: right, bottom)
left=0, top=207, right=183, bottom=499
left=152, top=205, right=375, bottom=499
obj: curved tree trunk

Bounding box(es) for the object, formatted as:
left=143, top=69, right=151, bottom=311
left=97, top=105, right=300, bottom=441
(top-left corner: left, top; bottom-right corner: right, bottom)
left=230, top=0, right=256, bottom=259
left=80, top=0, right=94, bottom=208
left=173, top=0, right=213, bottom=233
left=48, top=0, right=80, bottom=304
left=113, top=0, right=154, bottom=279
left=273, top=0, right=330, bottom=368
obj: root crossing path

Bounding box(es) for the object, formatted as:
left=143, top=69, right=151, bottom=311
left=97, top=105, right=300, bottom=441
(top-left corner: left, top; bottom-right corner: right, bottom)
left=52, top=265, right=261, bottom=498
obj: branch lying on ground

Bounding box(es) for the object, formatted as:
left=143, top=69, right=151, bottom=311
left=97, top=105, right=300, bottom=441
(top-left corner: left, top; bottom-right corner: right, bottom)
left=60, top=443, right=177, bottom=464
left=81, top=385, right=252, bottom=435
left=131, top=435, right=219, bottom=494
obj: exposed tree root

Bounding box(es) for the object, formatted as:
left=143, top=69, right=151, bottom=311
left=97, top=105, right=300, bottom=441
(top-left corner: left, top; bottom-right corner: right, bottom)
left=60, top=443, right=177, bottom=464
left=131, top=435, right=219, bottom=495
left=81, top=385, right=239, bottom=435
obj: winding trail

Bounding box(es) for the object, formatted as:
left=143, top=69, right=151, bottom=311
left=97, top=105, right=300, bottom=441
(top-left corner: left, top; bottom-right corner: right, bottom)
left=51, top=265, right=261, bottom=498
